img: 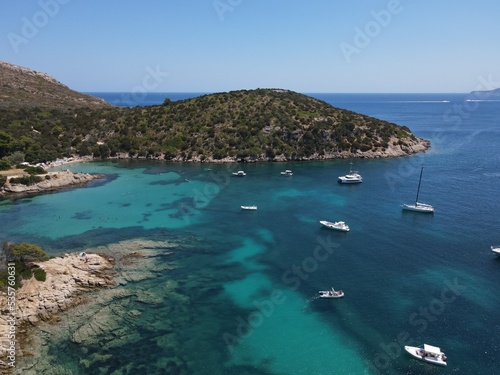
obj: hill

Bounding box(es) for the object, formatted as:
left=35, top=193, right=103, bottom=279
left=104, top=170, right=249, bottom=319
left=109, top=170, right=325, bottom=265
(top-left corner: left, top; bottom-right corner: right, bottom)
left=0, top=61, right=111, bottom=109
left=0, top=62, right=429, bottom=164
left=470, top=87, right=500, bottom=97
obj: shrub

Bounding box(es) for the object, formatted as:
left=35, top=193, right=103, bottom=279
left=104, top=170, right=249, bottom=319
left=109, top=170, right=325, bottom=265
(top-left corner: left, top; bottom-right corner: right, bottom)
left=5, top=242, right=49, bottom=262
left=23, top=165, right=47, bottom=175
left=0, top=159, right=11, bottom=171
left=9, top=175, right=42, bottom=185
left=33, top=268, right=46, bottom=282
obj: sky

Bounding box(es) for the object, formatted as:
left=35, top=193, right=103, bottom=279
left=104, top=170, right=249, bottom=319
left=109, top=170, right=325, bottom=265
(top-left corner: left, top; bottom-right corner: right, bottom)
left=1, top=0, right=500, bottom=93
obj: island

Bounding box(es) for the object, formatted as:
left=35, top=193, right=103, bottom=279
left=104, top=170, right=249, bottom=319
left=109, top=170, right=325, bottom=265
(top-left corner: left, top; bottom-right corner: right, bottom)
left=0, top=60, right=429, bottom=166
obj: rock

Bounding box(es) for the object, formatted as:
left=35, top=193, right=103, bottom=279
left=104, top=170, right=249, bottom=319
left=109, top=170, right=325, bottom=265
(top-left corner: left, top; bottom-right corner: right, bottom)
left=0, top=170, right=103, bottom=197
left=0, top=252, right=114, bottom=364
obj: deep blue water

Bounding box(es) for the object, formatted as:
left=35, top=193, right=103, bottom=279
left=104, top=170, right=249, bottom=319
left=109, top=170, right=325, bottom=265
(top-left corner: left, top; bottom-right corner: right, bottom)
left=2, top=93, right=500, bottom=374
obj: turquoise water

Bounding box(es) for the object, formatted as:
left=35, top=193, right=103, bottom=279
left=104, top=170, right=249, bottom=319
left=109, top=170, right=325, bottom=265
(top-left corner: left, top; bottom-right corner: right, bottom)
left=2, top=93, right=500, bottom=374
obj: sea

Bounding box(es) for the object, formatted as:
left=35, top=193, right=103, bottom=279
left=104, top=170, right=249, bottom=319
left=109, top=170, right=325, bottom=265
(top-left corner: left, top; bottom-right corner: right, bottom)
left=1, top=92, right=499, bottom=375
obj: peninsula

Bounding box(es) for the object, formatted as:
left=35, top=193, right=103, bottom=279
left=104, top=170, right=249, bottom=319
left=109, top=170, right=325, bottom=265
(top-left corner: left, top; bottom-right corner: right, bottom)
left=0, top=169, right=102, bottom=198
left=0, top=61, right=429, bottom=165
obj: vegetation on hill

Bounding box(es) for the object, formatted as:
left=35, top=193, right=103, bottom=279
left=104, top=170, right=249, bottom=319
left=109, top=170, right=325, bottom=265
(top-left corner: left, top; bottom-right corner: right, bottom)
left=0, top=61, right=111, bottom=110
left=0, top=88, right=426, bottom=164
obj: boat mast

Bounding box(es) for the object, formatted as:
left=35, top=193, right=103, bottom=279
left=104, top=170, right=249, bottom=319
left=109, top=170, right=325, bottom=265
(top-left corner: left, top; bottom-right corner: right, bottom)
left=415, top=167, right=424, bottom=205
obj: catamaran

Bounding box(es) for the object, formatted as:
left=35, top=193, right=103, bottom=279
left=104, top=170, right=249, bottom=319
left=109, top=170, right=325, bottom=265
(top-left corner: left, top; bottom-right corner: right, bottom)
left=402, top=167, right=434, bottom=213
left=338, top=162, right=362, bottom=184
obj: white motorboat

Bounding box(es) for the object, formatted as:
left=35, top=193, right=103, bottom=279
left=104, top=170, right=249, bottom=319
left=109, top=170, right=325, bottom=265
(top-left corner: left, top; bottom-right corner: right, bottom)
left=491, top=246, right=500, bottom=255
left=338, top=162, right=362, bottom=184
left=318, top=288, right=344, bottom=299
left=404, top=344, right=447, bottom=366
left=319, top=220, right=350, bottom=232
left=402, top=167, right=434, bottom=213
left=280, top=170, right=293, bottom=176
left=232, top=171, right=246, bottom=176
left=241, top=205, right=257, bottom=210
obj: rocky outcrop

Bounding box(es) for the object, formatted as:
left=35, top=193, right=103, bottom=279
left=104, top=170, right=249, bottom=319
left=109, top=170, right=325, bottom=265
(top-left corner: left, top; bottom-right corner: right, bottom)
left=0, top=239, right=178, bottom=374
left=0, top=253, right=114, bottom=369
left=0, top=170, right=102, bottom=196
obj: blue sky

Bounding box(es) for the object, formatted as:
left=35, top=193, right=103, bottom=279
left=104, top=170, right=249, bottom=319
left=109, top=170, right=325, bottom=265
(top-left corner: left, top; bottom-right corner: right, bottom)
left=1, top=0, right=500, bottom=93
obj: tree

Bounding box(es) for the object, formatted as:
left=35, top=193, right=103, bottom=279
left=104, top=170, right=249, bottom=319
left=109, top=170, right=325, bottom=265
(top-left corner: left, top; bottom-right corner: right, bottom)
left=0, top=158, right=11, bottom=171
left=5, top=242, right=49, bottom=262
left=7, top=151, right=25, bottom=165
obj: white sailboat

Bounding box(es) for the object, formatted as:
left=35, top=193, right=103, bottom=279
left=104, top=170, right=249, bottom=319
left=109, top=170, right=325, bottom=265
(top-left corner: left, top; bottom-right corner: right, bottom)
left=402, top=167, right=434, bottom=213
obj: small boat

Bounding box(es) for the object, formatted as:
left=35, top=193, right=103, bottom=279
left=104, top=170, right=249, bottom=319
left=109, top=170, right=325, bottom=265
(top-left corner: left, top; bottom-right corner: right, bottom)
left=491, top=246, right=500, bottom=255
left=241, top=205, right=257, bottom=210
left=318, top=288, right=344, bottom=299
left=232, top=171, right=246, bottom=176
left=402, top=167, right=434, bottom=213
left=404, top=344, right=447, bottom=366
left=319, top=220, right=350, bottom=232
left=280, top=170, right=293, bottom=176
left=338, top=162, right=362, bottom=184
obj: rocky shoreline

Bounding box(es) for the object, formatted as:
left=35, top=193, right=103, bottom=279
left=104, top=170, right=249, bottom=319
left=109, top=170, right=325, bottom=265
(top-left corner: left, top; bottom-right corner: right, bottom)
left=0, top=170, right=103, bottom=197
left=0, top=239, right=178, bottom=374
left=0, top=253, right=115, bottom=372
left=110, top=136, right=430, bottom=163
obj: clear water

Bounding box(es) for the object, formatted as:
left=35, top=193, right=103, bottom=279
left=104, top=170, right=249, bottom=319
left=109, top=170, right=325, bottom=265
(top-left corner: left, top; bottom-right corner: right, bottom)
left=2, top=93, right=500, bottom=374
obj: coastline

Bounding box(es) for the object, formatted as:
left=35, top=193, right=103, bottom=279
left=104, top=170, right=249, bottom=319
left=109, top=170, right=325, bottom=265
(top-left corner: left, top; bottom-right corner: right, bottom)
left=103, top=136, right=430, bottom=163
left=3, top=239, right=177, bottom=374
left=0, top=253, right=115, bottom=373
left=0, top=170, right=103, bottom=198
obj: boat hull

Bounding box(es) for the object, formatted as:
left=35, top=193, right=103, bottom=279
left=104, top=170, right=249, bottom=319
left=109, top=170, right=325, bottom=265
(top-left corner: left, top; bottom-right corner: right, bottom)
left=241, top=206, right=257, bottom=210
left=338, top=175, right=362, bottom=184
left=402, top=203, right=434, bottom=213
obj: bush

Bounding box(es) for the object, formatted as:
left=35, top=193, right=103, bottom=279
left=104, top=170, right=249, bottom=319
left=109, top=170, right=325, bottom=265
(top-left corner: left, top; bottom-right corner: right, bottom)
left=23, top=166, right=47, bottom=175
left=5, top=242, right=49, bottom=262
left=0, top=159, right=11, bottom=171
left=9, top=175, right=42, bottom=185
left=33, top=268, right=46, bottom=282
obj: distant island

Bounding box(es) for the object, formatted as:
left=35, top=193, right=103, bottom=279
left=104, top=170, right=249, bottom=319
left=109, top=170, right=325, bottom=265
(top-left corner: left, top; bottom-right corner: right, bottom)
left=0, top=61, right=429, bottom=166
left=469, top=87, right=500, bottom=96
